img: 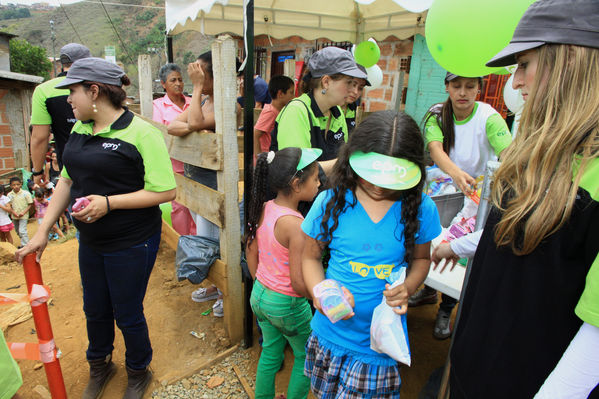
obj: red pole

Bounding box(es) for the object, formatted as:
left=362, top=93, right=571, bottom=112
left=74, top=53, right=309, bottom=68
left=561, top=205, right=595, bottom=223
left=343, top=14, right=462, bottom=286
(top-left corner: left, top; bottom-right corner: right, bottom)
left=22, top=253, right=67, bottom=399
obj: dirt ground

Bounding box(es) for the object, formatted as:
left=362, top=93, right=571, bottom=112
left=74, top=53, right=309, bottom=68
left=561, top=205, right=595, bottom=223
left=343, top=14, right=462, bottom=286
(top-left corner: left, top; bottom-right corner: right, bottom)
left=1, top=221, right=452, bottom=399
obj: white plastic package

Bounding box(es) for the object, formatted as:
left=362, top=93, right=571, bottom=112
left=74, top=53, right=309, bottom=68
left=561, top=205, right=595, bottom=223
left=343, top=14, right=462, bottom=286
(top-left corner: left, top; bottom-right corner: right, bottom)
left=370, top=267, right=411, bottom=366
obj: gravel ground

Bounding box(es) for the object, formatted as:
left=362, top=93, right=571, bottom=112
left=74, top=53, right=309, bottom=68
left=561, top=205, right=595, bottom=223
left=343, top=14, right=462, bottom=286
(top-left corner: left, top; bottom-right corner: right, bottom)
left=151, top=349, right=256, bottom=399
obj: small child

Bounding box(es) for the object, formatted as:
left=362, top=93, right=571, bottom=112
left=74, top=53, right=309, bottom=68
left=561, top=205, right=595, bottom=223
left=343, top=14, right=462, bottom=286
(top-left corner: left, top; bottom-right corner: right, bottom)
left=7, top=177, right=33, bottom=247
left=0, top=185, right=14, bottom=245
left=253, top=75, right=295, bottom=160
left=34, top=189, right=64, bottom=241
left=301, top=110, right=442, bottom=398
left=245, top=147, right=322, bottom=399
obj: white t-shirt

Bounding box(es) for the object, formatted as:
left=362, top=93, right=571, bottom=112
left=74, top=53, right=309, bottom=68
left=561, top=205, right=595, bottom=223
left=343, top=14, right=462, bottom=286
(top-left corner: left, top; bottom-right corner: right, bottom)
left=424, top=101, right=512, bottom=178
left=0, top=195, right=12, bottom=226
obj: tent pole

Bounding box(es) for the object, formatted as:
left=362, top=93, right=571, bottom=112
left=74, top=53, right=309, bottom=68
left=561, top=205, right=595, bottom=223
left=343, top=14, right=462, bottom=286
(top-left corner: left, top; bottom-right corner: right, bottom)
left=166, top=35, right=174, bottom=63
left=242, top=0, right=255, bottom=350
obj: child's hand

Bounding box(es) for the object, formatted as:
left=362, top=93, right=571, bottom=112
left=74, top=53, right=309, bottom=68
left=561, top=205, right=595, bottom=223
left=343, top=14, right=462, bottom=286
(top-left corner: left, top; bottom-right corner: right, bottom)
left=384, top=283, right=409, bottom=315
left=312, top=286, right=355, bottom=320
left=450, top=170, right=476, bottom=195
left=432, top=242, right=460, bottom=272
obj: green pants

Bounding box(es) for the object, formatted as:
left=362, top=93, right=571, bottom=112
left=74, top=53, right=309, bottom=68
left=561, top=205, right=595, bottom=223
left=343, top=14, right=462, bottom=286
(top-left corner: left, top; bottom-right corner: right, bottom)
left=250, top=279, right=312, bottom=399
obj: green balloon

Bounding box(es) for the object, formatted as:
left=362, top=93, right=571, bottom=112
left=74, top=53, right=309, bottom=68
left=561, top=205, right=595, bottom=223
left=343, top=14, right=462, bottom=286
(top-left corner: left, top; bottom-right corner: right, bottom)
left=354, top=41, right=380, bottom=68
left=159, top=202, right=172, bottom=227
left=425, top=0, right=536, bottom=77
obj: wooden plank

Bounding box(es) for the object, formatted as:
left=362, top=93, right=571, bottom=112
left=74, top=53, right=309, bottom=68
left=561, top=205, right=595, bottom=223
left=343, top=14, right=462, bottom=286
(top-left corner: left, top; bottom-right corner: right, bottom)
left=233, top=364, right=255, bottom=399
left=138, top=55, right=153, bottom=118
left=162, top=344, right=240, bottom=385
left=161, top=219, right=179, bottom=251
left=174, top=173, right=224, bottom=228
left=212, top=35, right=243, bottom=344
left=134, top=112, right=224, bottom=170
left=207, top=259, right=228, bottom=296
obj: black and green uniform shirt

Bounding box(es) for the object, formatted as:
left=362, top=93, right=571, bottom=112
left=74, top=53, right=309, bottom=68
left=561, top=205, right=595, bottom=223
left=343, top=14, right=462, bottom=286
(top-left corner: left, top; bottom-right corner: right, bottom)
left=450, top=157, right=599, bottom=399
left=344, top=101, right=358, bottom=134
left=30, top=73, right=75, bottom=168
left=272, top=92, right=348, bottom=161
left=61, top=110, right=176, bottom=252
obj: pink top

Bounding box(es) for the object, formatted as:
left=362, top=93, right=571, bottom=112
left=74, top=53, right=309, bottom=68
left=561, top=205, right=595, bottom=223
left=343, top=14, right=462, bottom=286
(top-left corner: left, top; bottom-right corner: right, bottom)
left=255, top=200, right=303, bottom=297
left=254, top=104, right=279, bottom=154
left=153, top=94, right=192, bottom=174
left=34, top=198, right=48, bottom=219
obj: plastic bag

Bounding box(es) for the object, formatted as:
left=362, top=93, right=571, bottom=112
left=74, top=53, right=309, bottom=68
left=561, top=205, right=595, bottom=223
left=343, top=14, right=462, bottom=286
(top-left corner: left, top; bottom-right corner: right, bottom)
left=370, top=267, right=411, bottom=366
left=175, top=235, right=220, bottom=284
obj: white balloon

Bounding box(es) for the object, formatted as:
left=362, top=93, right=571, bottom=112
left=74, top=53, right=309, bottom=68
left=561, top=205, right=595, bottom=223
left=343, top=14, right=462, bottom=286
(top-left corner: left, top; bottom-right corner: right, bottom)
left=366, top=65, right=383, bottom=89
left=503, top=74, right=525, bottom=113
left=391, top=0, right=434, bottom=13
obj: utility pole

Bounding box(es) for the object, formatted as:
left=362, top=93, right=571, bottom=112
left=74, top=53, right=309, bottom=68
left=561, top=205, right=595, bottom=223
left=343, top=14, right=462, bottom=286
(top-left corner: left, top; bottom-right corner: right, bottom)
left=50, top=20, right=57, bottom=77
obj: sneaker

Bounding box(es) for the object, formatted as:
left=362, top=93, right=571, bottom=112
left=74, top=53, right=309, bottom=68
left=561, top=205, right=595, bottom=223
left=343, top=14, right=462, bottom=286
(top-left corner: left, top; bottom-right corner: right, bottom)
left=212, top=298, right=224, bottom=318
left=433, top=309, right=452, bottom=340
left=191, top=287, right=219, bottom=303
left=408, top=287, right=438, bottom=307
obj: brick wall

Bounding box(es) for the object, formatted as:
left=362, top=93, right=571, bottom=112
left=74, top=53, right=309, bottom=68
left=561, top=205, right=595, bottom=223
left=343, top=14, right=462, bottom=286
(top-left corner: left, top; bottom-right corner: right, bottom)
left=0, top=89, right=16, bottom=177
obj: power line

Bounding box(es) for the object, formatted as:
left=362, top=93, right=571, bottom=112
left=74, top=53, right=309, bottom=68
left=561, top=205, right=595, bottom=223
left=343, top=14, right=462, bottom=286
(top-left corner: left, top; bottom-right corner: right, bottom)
left=58, top=2, right=84, bottom=43
left=98, top=0, right=136, bottom=66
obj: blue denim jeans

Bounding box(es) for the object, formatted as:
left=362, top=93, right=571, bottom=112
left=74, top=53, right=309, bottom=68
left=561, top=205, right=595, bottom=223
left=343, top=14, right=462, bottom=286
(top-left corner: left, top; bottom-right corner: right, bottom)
left=78, top=230, right=160, bottom=370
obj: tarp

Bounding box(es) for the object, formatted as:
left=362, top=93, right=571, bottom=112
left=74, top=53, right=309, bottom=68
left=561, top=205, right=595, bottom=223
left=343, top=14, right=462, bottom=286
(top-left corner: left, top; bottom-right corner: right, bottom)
left=166, top=0, right=427, bottom=42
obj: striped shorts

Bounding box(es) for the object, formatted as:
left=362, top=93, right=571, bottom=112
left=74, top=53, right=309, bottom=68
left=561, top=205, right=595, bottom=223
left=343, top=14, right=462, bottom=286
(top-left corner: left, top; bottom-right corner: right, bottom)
left=304, top=334, right=402, bottom=398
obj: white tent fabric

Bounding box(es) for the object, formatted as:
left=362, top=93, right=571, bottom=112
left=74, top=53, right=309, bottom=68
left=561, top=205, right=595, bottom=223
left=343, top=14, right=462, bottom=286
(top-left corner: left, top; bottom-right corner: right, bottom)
left=166, top=0, right=426, bottom=42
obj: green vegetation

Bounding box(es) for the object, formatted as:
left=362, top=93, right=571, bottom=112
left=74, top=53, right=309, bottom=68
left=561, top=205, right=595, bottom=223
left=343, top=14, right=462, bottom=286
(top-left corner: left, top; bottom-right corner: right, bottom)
left=9, top=38, right=52, bottom=79
left=0, top=8, right=30, bottom=20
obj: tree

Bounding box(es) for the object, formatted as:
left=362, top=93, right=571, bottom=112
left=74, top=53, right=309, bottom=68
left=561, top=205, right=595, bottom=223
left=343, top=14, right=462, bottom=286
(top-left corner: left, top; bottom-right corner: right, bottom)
left=9, top=39, right=51, bottom=80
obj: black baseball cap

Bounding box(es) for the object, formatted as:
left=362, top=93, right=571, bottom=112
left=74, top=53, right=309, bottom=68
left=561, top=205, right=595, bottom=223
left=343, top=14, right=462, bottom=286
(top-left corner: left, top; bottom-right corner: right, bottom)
left=308, top=47, right=368, bottom=80
left=487, top=0, right=599, bottom=67
left=55, top=57, right=126, bottom=88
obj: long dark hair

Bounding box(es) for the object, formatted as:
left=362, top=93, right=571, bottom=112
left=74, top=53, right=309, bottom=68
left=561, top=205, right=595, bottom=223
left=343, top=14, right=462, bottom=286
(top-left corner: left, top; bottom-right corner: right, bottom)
left=245, top=147, right=318, bottom=244
left=319, top=110, right=426, bottom=265
left=424, top=76, right=483, bottom=153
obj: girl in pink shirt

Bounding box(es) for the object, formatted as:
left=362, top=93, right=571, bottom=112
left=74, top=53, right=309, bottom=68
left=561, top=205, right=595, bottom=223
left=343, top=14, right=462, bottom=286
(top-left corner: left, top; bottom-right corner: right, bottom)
left=245, top=147, right=321, bottom=399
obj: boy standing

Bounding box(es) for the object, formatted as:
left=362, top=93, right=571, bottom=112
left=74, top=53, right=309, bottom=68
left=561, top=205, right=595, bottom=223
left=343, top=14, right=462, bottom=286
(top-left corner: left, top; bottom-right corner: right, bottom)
left=253, top=75, right=295, bottom=160
left=8, top=177, right=33, bottom=247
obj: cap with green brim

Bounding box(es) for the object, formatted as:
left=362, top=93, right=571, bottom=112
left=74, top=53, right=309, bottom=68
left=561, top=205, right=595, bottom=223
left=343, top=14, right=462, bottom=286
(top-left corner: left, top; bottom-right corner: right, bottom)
left=297, top=148, right=322, bottom=171
left=349, top=151, right=421, bottom=190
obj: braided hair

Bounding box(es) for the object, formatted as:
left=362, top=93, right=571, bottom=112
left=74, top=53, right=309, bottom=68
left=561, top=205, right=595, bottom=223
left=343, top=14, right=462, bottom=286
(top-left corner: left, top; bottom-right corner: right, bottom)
left=245, top=147, right=318, bottom=245
left=318, top=110, right=426, bottom=266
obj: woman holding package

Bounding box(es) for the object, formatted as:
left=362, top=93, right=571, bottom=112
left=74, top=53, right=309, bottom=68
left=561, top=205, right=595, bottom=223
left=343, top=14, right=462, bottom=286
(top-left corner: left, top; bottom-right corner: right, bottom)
left=152, top=63, right=195, bottom=236
left=450, top=0, right=599, bottom=398
left=16, top=57, right=176, bottom=399
left=272, top=46, right=368, bottom=174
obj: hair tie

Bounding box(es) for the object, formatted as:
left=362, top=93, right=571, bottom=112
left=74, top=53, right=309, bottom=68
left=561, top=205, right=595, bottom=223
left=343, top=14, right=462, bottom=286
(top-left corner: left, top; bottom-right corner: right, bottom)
left=266, top=151, right=275, bottom=164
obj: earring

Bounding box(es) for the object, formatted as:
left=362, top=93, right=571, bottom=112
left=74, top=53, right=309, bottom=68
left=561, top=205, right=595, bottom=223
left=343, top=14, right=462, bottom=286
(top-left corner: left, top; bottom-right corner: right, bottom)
left=321, top=89, right=326, bottom=95
left=92, top=103, right=98, bottom=113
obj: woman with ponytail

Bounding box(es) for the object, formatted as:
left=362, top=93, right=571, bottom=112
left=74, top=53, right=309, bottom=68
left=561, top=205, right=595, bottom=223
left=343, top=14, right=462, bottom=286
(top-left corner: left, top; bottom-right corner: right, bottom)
left=16, top=58, right=176, bottom=399
left=409, top=72, right=512, bottom=340
left=301, top=110, right=441, bottom=398
left=246, top=147, right=321, bottom=399
left=450, top=1, right=599, bottom=398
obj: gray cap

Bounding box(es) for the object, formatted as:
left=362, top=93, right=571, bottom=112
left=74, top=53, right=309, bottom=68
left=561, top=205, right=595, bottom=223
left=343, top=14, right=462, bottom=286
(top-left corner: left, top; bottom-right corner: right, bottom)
left=308, top=47, right=368, bottom=80
left=487, top=0, right=599, bottom=67
left=356, top=64, right=371, bottom=86
left=59, top=43, right=91, bottom=64
left=55, top=57, right=126, bottom=89
left=445, top=72, right=458, bottom=82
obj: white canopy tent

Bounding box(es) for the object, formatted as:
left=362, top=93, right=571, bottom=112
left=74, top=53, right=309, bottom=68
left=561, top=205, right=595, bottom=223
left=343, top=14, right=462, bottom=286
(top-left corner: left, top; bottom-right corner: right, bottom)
left=165, top=0, right=427, bottom=42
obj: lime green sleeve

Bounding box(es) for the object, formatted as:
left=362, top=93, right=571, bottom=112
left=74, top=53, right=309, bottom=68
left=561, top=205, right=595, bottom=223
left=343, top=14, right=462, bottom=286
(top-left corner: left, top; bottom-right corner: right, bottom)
left=30, top=84, right=52, bottom=125
left=0, top=330, right=22, bottom=398
left=576, top=253, right=599, bottom=327
left=60, top=167, right=70, bottom=180
left=135, top=121, right=176, bottom=192
left=276, top=101, right=312, bottom=149
left=424, top=114, right=444, bottom=148
left=485, top=113, right=512, bottom=156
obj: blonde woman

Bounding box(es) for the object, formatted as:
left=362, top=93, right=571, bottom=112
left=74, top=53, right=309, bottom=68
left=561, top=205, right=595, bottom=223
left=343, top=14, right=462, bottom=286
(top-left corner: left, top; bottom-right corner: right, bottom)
left=449, top=0, right=599, bottom=398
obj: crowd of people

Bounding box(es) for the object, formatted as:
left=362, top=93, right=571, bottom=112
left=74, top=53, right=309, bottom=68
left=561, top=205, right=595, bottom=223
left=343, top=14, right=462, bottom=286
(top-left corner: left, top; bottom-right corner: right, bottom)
left=1, top=0, right=597, bottom=398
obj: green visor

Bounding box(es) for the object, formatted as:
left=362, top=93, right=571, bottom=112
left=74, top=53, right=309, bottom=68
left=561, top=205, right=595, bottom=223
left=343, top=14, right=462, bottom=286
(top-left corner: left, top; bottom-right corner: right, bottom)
left=349, top=151, right=421, bottom=190
left=297, top=148, right=323, bottom=171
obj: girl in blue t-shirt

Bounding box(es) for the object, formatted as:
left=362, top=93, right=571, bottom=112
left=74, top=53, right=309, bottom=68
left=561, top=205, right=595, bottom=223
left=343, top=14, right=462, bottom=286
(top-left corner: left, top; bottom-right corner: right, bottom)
left=302, top=110, right=442, bottom=398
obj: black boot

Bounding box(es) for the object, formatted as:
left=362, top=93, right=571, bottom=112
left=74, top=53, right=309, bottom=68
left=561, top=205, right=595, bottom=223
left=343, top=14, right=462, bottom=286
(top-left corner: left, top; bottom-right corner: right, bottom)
left=122, top=366, right=153, bottom=399
left=82, top=354, right=117, bottom=399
